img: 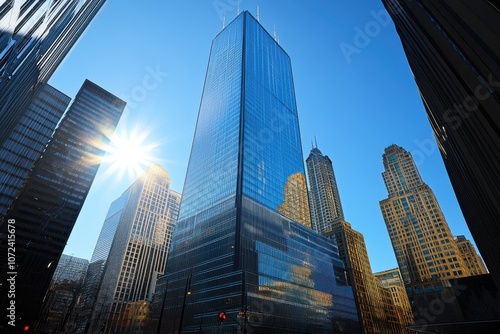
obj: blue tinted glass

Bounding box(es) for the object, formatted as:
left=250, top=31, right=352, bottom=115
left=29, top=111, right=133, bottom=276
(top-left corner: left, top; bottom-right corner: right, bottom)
left=242, top=15, right=311, bottom=227
left=179, top=14, right=244, bottom=220
left=162, top=12, right=358, bottom=333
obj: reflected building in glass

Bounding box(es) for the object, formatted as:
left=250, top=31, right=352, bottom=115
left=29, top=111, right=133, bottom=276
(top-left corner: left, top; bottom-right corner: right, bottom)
left=159, top=11, right=359, bottom=334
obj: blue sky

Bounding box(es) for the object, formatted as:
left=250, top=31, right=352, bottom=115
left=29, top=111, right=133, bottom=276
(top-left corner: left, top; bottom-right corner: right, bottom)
left=50, top=0, right=478, bottom=273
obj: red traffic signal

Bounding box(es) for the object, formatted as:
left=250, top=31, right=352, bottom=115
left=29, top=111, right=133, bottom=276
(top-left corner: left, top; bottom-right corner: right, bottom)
left=23, top=325, right=30, bottom=332
left=218, top=311, right=227, bottom=322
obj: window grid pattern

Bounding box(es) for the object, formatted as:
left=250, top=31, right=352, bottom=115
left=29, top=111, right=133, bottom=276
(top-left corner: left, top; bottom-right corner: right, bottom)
left=242, top=16, right=311, bottom=227
left=179, top=14, right=244, bottom=220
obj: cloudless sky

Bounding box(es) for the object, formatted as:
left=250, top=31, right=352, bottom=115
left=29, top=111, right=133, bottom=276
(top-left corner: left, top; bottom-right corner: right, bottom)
left=49, top=0, right=479, bottom=274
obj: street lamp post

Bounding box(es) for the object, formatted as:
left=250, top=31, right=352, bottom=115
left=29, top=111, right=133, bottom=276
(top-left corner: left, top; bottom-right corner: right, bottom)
left=178, top=273, right=192, bottom=334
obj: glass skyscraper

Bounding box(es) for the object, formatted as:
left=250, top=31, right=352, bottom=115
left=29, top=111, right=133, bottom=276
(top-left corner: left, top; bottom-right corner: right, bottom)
left=51, top=254, right=89, bottom=284
left=0, top=83, right=71, bottom=216
left=0, top=0, right=107, bottom=146
left=0, top=79, right=125, bottom=332
left=160, top=11, right=358, bottom=333
left=91, top=187, right=132, bottom=263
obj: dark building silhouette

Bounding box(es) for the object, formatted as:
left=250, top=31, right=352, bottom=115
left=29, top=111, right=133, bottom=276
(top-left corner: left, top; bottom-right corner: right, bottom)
left=408, top=274, right=500, bottom=333
left=1, top=80, right=125, bottom=332
left=38, top=254, right=89, bottom=333
left=381, top=0, right=500, bottom=292
left=0, top=0, right=107, bottom=149
left=159, top=11, right=359, bottom=334
left=0, top=83, right=71, bottom=216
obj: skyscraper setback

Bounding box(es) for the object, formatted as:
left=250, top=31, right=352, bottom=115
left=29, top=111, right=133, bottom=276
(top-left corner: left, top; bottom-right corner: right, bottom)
left=306, top=146, right=344, bottom=233
left=382, top=0, right=500, bottom=291
left=307, top=146, right=413, bottom=333
left=380, top=144, right=471, bottom=285
left=0, top=79, right=125, bottom=332
left=160, top=11, right=358, bottom=333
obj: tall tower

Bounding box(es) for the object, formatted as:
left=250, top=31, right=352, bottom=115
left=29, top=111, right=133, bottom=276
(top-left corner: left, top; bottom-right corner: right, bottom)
left=76, top=187, right=133, bottom=333
left=91, top=187, right=132, bottom=263
left=306, top=146, right=406, bottom=333
left=379, top=144, right=470, bottom=285
left=160, top=11, right=359, bottom=334
left=382, top=0, right=500, bottom=291
left=306, top=146, right=345, bottom=234
left=0, top=0, right=107, bottom=145
left=89, top=165, right=181, bottom=334
left=0, top=83, right=71, bottom=216
left=0, top=80, right=125, bottom=332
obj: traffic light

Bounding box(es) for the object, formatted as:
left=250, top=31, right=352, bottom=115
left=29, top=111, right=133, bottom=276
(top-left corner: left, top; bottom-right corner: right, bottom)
left=218, top=311, right=227, bottom=322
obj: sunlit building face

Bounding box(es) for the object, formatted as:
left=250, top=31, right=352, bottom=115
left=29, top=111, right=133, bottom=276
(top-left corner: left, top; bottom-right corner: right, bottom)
left=160, top=11, right=359, bottom=334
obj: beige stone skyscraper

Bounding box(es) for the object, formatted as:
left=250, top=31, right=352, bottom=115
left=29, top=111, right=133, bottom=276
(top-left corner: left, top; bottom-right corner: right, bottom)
left=379, top=144, right=470, bottom=285
left=375, top=268, right=415, bottom=334
left=328, top=221, right=389, bottom=333
left=308, top=146, right=412, bottom=333
left=454, top=235, right=488, bottom=276
left=88, top=164, right=181, bottom=334
left=306, top=146, right=344, bottom=233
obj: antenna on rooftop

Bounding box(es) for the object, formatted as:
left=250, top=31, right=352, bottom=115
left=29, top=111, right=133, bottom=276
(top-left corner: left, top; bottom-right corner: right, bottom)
left=314, top=136, right=318, bottom=148
left=256, top=4, right=260, bottom=22
left=274, top=23, right=277, bottom=41
left=222, top=11, right=226, bottom=29
left=237, top=1, right=240, bottom=15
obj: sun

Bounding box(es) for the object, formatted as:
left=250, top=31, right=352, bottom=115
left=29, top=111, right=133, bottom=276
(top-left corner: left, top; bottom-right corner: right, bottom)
left=102, top=127, right=156, bottom=180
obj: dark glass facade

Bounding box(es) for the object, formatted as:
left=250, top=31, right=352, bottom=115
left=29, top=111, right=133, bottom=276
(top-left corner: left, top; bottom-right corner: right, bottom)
left=382, top=0, right=500, bottom=291
left=0, top=80, right=125, bottom=332
left=0, top=0, right=107, bottom=147
left=0, top=83, right=71, bottom=216
left=160, top=12, right=358, bottom=333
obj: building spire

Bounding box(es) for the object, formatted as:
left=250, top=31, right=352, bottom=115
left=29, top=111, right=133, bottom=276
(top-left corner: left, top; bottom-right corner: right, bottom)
left=222, top=11, right=226, bottom=29
left=256, top=4, right=260, bottom=22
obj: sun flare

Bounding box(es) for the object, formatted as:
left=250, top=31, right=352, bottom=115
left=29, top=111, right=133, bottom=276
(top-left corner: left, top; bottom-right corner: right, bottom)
left=102, top=127, right=156, bottom=180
